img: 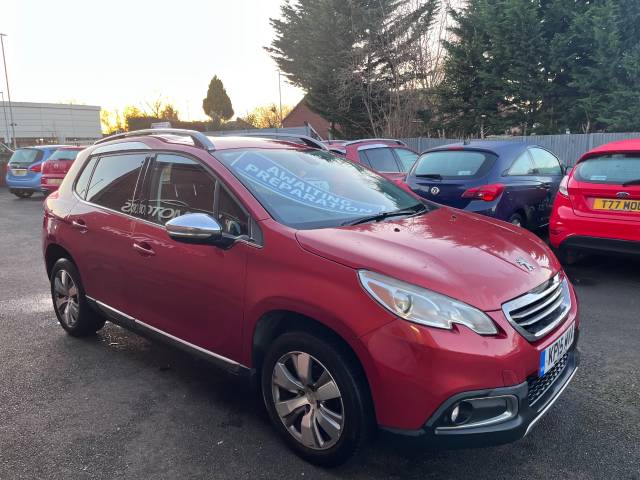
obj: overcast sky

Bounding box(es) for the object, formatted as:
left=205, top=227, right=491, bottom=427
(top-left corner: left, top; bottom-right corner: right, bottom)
left=1, top=0, right=304, bottom=120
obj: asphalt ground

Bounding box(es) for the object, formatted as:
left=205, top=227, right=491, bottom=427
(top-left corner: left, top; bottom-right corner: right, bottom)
left=0, top=187, right=638, bottom=479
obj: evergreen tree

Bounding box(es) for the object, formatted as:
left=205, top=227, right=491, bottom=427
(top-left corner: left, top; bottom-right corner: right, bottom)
left=268, top=0, right=438, bottom=137
left=202, top=76, right=234, bottom=126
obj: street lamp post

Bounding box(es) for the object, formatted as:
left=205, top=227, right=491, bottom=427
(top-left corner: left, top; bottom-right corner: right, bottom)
left=0, top=33, right=16, bottom=149
left=278, top=70, right=283, bottom=129
left=0, top=91, right=10, bottom=144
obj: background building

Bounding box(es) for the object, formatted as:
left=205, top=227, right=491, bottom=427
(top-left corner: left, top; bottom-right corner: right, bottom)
left=0, top=101, right=101, bottom=147
left=282, top=99, right=332, bottom=139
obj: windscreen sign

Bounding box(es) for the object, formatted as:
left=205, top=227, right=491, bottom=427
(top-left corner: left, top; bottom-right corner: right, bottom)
left=232, top=152, right=384, bottom=215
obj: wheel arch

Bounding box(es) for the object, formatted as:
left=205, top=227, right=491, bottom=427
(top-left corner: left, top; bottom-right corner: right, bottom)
left=45, top=243, right=76, bottom=278
left=251, top=309, right=377, bottom=419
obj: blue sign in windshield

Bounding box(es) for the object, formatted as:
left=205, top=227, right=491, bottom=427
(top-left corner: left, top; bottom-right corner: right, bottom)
left=217, top=148, right=422, bottom=229
left=232, top=152, right=385, bottom=215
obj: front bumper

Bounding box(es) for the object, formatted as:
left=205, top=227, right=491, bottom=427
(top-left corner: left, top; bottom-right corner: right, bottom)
left=382, top=348, right=579, bottom=448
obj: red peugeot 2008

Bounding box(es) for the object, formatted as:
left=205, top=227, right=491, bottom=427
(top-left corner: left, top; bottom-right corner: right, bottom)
left=550, top=138, right=640, bottom=260
left=43, top=129, right=579, bottom=465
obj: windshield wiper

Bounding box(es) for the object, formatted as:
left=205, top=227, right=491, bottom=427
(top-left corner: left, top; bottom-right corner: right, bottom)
left=342, top=203, right=427, bottom=226
left=415, top=173, right=443, bottom=180
left=622, top=179, right=640, bottom=186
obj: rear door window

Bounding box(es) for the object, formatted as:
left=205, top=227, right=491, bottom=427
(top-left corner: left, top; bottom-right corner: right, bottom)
left=414, top=150, right=496, bottom=179
left=394, top=148, right=419, bottom=172
left=529, top=147, right=562, bottom=175
left=85, top=154, right=146, bottom=211
left=574, top=154, right=640, bottom=184
left=360, top=148, right=401, bottom=172
left=507, top=152, right=535, bottom=176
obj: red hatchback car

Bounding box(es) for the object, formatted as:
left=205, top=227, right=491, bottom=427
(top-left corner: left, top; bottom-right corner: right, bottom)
left=43, top=129, right=579, bottom=465
left=41, top=146, right=84, bottom=195
left=550, top=138, right=640, bottom=258
left=324, top=139, right=419, bottom=183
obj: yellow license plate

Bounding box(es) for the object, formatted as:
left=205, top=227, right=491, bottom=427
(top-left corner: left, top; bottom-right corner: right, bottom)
left=48, top=178, right=63, bottom=186
left=11, top=168, right=27, bottom=176
left=593, top=198, right=640, bottom=212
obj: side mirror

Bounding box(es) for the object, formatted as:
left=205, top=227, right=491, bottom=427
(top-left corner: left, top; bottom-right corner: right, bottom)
left=166, top=213, right=234, bottom=248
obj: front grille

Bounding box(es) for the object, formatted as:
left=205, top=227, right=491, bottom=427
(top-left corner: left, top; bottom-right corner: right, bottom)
left=502, top=273, right=571, bottom=341
left=527, top=352, right=569, bottom=405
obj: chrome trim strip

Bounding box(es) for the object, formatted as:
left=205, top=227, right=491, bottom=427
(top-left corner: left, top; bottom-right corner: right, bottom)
left=435, top=395, right=519, bottom=431
left=502, top=274, right=572, bottom=342
left=89, top=296, right=247, bottom=370
left=511, top=285, right=563, bottom=320
left=525, top=366, right=578, bottom=436
left=518, top=295, right=564, bottom=326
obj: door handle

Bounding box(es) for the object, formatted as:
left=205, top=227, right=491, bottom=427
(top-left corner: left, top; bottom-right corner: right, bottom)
left=132, top=241, right=155, bottom=256
left=71, top=219, right=88, bottom=231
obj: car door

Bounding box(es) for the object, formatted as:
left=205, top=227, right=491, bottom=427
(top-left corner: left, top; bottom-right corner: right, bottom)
left=528, top=147, right=564, bottom=224
left=125, top=152, right=253, bottom=360
left=502, top=150, right=549, bottom=227
left=66, top=152, right=148, bottom=313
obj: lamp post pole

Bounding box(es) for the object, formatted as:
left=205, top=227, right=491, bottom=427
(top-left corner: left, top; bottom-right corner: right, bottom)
left=278, top=70, right=283, bottom=129
left=0, top=34, right=16, bottom=149
left=0, top=91, right=10, bottom=144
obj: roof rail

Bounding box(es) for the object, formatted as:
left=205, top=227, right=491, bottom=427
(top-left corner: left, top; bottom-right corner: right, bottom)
left=95, top=128, right=216, bottom=151
left=343, top=138, right=406, bottom=147
left=237, top=132, right=328, bottom=151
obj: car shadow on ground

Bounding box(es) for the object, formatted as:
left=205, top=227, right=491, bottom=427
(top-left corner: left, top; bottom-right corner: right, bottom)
left=56, top=322, right=570, bottom=479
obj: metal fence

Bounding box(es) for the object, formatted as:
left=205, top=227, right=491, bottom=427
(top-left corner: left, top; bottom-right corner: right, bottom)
left=401, top=132, right=640, bottom=165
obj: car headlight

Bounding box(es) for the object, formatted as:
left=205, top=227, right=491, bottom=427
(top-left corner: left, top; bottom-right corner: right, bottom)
left=358, top=270, right=498, bottom=335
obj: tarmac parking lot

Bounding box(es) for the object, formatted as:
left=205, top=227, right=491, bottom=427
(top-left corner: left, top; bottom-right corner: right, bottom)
left=0, top=186, right=639, bottom=480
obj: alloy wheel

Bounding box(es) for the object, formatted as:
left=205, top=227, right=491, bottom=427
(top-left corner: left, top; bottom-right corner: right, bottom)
left=271, top=351, right=345, bottom=450
left=53, top=269, right=80, bottom=328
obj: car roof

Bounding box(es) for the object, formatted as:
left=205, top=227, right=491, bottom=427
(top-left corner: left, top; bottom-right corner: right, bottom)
left=55, top=146, right=84, bottom=150
left=426, top=140, right=531, bottom=156
left=20, top=145, right=66, bottom=150
left=579, top=138, right=640, bottom=162
left=93, top=133, right=314, bottom=152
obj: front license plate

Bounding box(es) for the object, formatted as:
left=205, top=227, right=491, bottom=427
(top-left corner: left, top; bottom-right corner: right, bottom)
left=11, top=168, right=27, bottom=176
left=539, top=322, right=575, bottom=377
left=593, top=198, right=640, bottom=212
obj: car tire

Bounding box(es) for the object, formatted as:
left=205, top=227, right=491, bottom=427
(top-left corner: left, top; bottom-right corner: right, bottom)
left=50, top=258, right=105, bottom=337
left=508, top=212, right=525, bottom=228
left=261, top=331, right=373, bottom=466
left=14, top=191, right=33, bottom=199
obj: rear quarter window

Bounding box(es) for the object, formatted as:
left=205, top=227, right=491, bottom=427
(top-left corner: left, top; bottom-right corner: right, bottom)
left=574, top=154, right=640, bottom=184
left=413, top=150, right=497, bottom=179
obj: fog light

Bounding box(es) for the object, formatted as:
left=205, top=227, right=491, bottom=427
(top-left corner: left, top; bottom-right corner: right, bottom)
left=449, top=401, right=473, bottom=425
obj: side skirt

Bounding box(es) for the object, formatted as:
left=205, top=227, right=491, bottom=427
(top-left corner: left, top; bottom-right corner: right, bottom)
left=86, top=296, right=253, bottom=379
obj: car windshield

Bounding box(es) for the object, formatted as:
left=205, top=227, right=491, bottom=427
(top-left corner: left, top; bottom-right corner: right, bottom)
left=215, top=148, right=427, bottom=229
left=574, top=154, right=640, bottom=185
left=8, top=148, right=42, bottom=167
left=48, top=149, right=80, bottom=161
left=413, top=150, right=496, bottom=179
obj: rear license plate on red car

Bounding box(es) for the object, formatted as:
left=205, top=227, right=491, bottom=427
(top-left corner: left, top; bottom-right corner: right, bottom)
left=539, top=322, right=575, bottom=377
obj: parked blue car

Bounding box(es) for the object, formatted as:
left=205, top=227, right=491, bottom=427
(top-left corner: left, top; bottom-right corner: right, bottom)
left=5, top=145, right=63, bottom=198
left=405, top=141, right=565, bottom=229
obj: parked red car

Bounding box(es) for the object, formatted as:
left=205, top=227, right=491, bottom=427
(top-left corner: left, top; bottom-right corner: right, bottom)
left=550, top=138, right=640, bottom=259
left=324, top=139, right=419, bottom=183
left=43, top=129, right=579, bottom=465
left=41, top=146, right=84, bottom=194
